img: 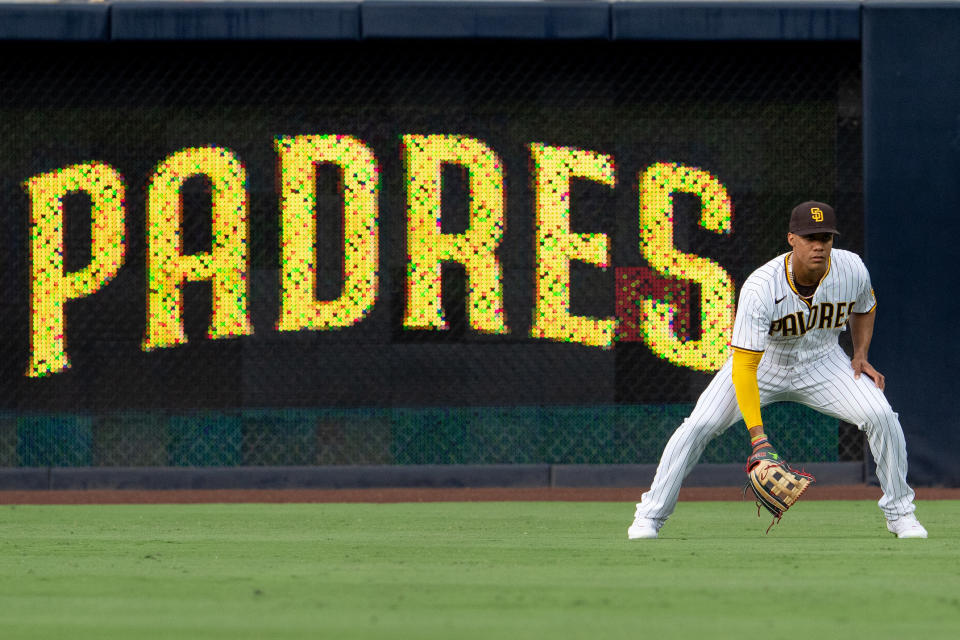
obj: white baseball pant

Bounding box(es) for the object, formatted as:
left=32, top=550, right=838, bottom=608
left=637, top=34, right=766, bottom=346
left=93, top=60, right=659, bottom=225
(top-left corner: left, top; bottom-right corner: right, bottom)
left=635, top=344, right=916, bottom=522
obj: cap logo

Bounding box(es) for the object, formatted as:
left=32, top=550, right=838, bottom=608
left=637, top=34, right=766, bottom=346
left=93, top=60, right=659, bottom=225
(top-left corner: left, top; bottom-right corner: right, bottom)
left=811, top=207, right=824, bottom=222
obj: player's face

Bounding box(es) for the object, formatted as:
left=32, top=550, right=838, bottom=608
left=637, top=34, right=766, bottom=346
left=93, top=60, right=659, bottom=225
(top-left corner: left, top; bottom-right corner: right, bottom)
left=788, top=232, right=834, bottom=276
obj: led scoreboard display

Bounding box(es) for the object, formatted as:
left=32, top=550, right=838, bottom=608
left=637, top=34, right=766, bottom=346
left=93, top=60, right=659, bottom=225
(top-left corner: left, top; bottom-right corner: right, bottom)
left=0, top=41, right=862, bottom=410
left=25, top=146, right=730, bottom=374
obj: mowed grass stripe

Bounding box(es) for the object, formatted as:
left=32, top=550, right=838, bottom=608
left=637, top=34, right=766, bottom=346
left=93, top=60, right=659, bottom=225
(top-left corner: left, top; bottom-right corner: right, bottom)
left=0, top=501, right=957, bottom=640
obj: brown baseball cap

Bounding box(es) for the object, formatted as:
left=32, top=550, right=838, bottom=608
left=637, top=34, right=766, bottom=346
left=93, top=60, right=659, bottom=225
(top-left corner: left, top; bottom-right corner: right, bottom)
left=789, top=201, right=840, bottom=236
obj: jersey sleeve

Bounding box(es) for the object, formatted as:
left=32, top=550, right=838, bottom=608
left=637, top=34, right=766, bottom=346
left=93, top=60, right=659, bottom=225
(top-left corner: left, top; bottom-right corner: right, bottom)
left=731, top=347, right=764, bottom=428
left=852, top=257, right=878, bottom=313
left=730, top=281, right=771, bottom=352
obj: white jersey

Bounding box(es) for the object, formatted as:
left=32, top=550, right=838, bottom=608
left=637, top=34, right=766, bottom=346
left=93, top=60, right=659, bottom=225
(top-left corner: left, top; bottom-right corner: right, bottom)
left=731, top=249, right=877, bottom=367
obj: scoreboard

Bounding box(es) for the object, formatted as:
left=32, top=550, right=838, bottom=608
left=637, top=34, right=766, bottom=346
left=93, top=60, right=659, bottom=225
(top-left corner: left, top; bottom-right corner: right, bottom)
left=0, top=40, right=862, bottom=411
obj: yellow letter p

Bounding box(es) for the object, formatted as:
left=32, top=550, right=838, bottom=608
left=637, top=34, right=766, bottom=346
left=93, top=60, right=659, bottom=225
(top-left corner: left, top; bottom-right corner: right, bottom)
left=24, top=162, right=126, bottom=377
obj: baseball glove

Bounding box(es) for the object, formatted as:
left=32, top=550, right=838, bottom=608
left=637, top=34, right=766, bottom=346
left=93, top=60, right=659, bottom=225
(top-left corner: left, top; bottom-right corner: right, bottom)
left=746, top=454, right=815, bottom=533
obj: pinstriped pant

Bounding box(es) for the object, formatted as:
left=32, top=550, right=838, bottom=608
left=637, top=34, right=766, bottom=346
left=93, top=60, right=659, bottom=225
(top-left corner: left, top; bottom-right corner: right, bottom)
left=635, top=344, right=916, bottom=522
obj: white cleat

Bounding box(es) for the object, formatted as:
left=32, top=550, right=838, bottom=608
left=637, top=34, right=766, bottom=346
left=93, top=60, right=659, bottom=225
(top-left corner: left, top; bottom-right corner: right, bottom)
left=628, top=515, right=662, bottom=540
left=886, top=514, right=928, bottom=539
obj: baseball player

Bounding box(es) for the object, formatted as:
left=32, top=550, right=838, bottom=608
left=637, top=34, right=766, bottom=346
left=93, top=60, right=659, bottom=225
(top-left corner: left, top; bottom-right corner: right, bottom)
left=628, top=202, right=927, bottom=539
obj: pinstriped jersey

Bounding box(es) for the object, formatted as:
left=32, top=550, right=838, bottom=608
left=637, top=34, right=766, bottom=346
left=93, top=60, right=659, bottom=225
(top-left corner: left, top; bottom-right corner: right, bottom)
left=731, top=249, right=876, bottom=367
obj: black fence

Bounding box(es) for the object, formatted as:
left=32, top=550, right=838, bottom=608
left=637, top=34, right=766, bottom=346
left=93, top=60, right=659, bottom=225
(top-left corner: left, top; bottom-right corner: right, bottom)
left=0, top=34, right=866, bottom=469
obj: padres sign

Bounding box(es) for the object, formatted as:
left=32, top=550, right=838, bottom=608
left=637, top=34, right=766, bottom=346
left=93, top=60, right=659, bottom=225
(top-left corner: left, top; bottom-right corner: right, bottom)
left=0, top=39, right=858, bottom=410
left=24, top=138, right=734, bottom=378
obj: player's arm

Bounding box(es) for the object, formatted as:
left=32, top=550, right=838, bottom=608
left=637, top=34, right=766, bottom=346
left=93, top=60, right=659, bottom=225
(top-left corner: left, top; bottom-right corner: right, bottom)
left=729, top=282, right=774, bottom=460
left=850, top=309, right=885, bottom=390
left=850, top=261, right=884, bottom=389
left=731, top=347, right=771, bottom=457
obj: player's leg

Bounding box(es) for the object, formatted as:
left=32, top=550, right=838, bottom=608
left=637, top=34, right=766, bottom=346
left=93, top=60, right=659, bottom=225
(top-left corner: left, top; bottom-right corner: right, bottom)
left=794, top=346, right=919, bottom=526
left=631, top=359, right=751, bottom=532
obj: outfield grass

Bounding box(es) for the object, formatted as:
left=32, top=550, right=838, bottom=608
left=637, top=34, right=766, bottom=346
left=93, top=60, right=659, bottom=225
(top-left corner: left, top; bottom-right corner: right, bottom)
left=0, top=500, right=957, bottom=639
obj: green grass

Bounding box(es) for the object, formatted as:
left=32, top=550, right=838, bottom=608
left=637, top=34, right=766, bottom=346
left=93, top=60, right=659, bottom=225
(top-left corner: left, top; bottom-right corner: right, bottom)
left=0, top=500, right=958, bottom=639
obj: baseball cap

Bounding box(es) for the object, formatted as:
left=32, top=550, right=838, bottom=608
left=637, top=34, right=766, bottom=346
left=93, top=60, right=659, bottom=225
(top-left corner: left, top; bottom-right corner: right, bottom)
left=789, top=201, right=840, bottom=236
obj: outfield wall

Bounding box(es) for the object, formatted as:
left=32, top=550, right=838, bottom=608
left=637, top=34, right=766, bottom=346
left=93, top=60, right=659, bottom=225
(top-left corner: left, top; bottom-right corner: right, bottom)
left=861, top=3, right=960, bottom=486
left=0, top=1, right=956, bottom=487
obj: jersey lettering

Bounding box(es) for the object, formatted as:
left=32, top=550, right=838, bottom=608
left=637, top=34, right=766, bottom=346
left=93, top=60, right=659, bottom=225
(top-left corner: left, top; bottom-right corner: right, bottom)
left=836, top=302, right=848, bottom=328
left=795, top=311, right=807, bottom=336
left=845, top=300, right=856, bottom=325
left=818, top=302, right=834, bottom=329
left=781, top=313, right=798, bottom=336
left=768, top=300, right=857, bottom=337
left=805, top=305, right=818, bottom=331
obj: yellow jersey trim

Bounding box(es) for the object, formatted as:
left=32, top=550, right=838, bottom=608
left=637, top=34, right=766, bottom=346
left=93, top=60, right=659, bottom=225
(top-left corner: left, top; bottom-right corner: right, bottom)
left=732, top=345, right=764, bottom=355
left=784, top=252, right=832, bottom=309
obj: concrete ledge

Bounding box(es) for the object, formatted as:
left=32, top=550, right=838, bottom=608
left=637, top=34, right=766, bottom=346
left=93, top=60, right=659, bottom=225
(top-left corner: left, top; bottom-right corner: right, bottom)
left=552, top=464, right=656, bottom=488
left=612, top=1, right=862, bottom=41
left=43, top=464, right=552, bottom=491
left=0, top=468, right=48, bottom=490
left=0, top=4, right=109, bottom=40
left=110, top=1, right=361, bottom=40
left=0, top=1, right=869, bottom=43
left=0, top=462, right=868, bottom=491
left=360, top=1, right=610, bottom=39
left=553, top=462, right=865, bottom=487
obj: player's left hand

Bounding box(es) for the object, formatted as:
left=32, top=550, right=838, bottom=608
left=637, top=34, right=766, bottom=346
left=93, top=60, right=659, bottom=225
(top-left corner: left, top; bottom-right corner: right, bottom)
left=851, top=356, right=885, bottom=390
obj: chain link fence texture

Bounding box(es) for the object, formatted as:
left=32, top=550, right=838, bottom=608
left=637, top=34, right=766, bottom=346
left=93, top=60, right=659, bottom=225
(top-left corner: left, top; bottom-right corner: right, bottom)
left=0, top=39, right=865, bottom=468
